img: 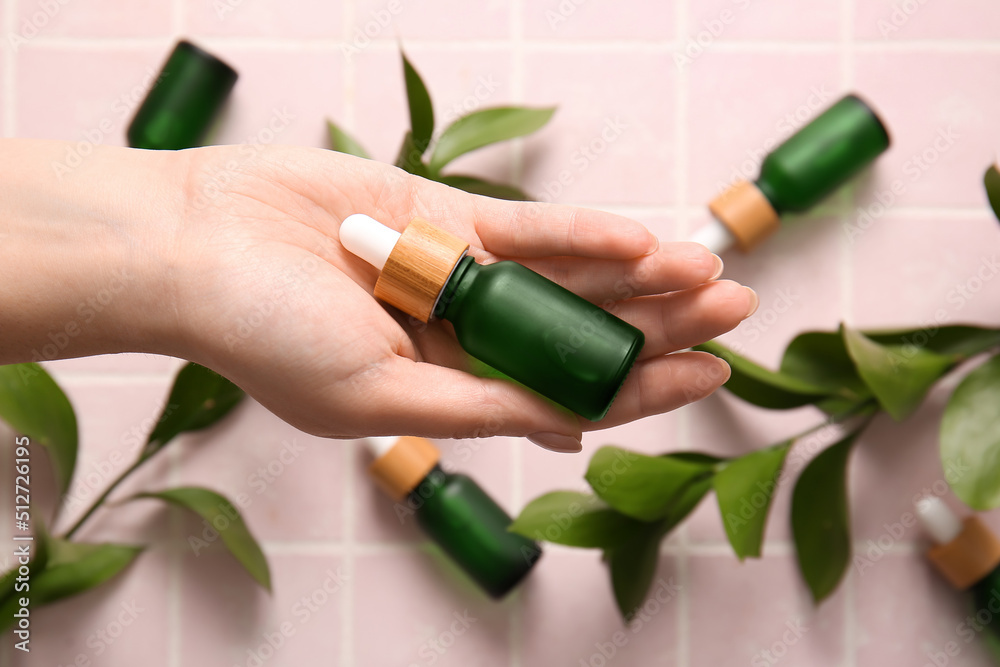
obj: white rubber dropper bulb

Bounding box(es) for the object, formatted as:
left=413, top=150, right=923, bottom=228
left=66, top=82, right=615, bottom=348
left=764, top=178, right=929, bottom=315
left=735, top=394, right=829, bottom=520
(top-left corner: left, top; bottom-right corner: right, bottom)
left=366, top=436, right=400, bottom=458
left=916, top=496, right=963, bottom=545
left=340, top=214, right=401, bottom=270
left=688, top=218, right=737, bottom=255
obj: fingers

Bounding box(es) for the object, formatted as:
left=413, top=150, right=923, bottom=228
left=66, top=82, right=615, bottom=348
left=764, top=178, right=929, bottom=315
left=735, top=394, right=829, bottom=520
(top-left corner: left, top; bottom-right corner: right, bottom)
left=360, top=356, right=584, bottom=450
left=513, top=242, right=724, bottom=302
left=470, top=197, right=658, bottom=260
left=611, top=280, right=757, bottom=359
left=589, top=351, right=731, bottom=430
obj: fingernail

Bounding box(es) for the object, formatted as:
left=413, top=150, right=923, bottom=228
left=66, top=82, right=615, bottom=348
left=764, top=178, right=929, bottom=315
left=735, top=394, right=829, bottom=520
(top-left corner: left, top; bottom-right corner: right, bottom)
left=643, top=233, right=660, bottom=256
left=527, top=432, right=583, bottom=453
left=710, top=254, right=724, bottom=280
left=744, top=287, right=759, bottom=317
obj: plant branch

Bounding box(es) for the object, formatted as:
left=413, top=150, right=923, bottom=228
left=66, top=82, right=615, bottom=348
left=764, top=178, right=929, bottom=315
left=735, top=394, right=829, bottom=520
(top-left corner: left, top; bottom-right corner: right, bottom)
left=61, top=453, right=151, bottom=540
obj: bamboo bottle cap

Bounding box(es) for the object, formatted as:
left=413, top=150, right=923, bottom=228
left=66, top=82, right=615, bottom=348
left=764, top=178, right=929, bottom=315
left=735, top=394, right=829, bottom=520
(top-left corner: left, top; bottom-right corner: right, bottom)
left=367, top=436, right=441, bottom=501
left=926, top=516, right=1000, bottom=590
left=374, top=218, right=469, bottom=322
left=707, top=180, right=781, bottom=252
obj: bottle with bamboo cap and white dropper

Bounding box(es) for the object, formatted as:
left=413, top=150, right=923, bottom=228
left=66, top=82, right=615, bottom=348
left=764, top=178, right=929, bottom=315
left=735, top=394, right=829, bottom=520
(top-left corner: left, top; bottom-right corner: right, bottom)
left=365, top=435, right=541, bottom=599
left=690, top=94, right=891, bottom=254
left=916, top=496, right=1000, bottom=646
left=340, top=214, right=645, bottom=421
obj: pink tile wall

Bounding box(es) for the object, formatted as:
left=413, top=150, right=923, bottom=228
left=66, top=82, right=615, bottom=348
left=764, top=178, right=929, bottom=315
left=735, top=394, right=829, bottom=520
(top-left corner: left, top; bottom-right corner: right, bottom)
left=3, top=1, right=1000, bottom=666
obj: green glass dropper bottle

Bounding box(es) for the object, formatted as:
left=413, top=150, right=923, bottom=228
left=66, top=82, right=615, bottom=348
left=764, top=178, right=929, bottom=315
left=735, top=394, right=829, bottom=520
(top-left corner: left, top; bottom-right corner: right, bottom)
left=367, top=436, right=541, bottom=598
left=340, top=215, right=644, bottom=421
left=917, top=496, right=1000, bottom=652
left=127, top=40, right=238, bottom=150
left=692, top=93, right=891, bottom=253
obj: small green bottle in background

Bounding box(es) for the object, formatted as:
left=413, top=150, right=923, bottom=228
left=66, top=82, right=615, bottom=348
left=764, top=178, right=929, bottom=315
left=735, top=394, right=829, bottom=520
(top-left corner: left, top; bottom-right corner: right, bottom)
left=917, top=496, right=1000, bottom=655
left=692, top=93, right=891, bottom=254
left=340, top=215, right=645, bottom=422
left=367, top=436, right=541, bottom=599
left=127, top=40, right=238, bottom=150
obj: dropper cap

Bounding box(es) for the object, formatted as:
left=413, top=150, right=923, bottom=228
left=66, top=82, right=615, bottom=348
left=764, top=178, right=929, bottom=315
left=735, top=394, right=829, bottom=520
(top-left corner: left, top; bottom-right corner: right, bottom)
left=916, top=496, right=1000, bottom=590
left=702, top=180, right=781, bottom=253
left=365, top=436, right=441, bottom=501
left=340, top=214, right=469, bottom=322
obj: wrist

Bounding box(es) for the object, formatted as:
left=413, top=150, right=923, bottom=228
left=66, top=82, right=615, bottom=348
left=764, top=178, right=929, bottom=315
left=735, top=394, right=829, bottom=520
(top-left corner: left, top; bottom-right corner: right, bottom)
left=0, top=139, right=190, bottom=364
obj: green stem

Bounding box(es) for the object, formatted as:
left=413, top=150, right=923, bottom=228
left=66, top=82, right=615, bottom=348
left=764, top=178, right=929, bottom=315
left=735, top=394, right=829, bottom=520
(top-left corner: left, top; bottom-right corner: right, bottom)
left=61, top=453, right=150, bottom=540
left=786, top=398, right=879, bottom=444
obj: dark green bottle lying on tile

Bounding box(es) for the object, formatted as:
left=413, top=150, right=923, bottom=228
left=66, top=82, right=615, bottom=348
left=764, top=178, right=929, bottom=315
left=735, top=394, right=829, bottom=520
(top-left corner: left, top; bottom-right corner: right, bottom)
left=127, top=40, right=237, bottom=150
left=367, top=436, right=541, bottom=598
left=694, top=93, right=891, bottom=253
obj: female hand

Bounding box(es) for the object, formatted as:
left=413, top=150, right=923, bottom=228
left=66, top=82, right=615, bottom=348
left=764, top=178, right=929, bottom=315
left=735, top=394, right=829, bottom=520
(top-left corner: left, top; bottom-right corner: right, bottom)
left=0, top=140, right=756, bottom=452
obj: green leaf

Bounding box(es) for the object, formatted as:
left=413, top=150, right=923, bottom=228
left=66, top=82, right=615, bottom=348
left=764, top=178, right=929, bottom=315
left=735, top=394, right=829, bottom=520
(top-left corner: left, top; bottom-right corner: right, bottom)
left=0, top=512, right=51, bottom=615
left=0, top=363, right=78, bottom=495
left=841, top=325, right=954, bottom=420
left=941, top=354, right=1000, bottom=510
left=0, top=539, right=142, bottom=631
left=429, top=106, right=556, bottom=173
left=509, top=491, right=648, bottom=548
left=134, top=487, right=270, bottom=590
left=713, top=442, right=791, bottom=560
left=326, top=119, right=370, bottom=159
left=394, top=131, right=429, bottom=177
left=781, top=332, right=870, bottom=399
left=605, top=523, right=664, bottom=622
left=585, top=446, right=715, bottom=522
left=985, top=164, right=1000, bottom=222
left=146, top=363, right=245, bottom=454
left=695, top=341, right=831, bottom=410
left=865, top=325, right=1000, bottom=359
left=435, top=174, right=530, bottom=201
left=402, top=51, right=434, bottom=155
left=791, top=430, right=861, bottom=603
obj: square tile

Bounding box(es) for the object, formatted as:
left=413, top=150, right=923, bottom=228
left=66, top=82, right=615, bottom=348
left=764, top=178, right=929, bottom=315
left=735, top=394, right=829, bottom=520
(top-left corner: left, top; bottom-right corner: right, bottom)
left=854, top=0, right=1000, bottom=40
left=10, top=551, right=170, bottom=667
left=176, top=401, right=344, bottom=541
left=180, top=550, right=344, bottom=666
left=855, top=552, right=996, bottom=667
left=354, top=0, right=510, bottom=40
left=523, top=0, right=675, bottom=40
left=688, top=0, right=840, bottom=42
left=854, top=52, right=1000, bottom=207
left=16, top=46, right=167, bottom=143
left=849, top=214, right=1000, bottom=326
left=353, top=47, right=516, bottom=183
left=14, top=0, right=170, bottom=38
left=208, top=48, right=343, bottom=149
left=521, top=49, right=676, bottom=206
left=688, top=553, right=845, bottom=666
left=42, top=353, right=182, bottom=375
left=520, top=550, right=679, bottom=666
left=184, top=0, right=341, bottom=38
left=354, top=436, right=515, bottom=544
left=354, top=549, right=512, bottom=666
left=686, top=51, right=843, bottom=206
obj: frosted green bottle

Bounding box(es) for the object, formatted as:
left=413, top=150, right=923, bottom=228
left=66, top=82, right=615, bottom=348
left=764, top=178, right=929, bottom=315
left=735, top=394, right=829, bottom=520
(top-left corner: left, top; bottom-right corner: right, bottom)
left=695, top=93, right=891, bottom=253
left=367, top=436, right=541, bottom=598
left=340, top=215, right=645, bottom=421
left=127, top=40, right=237, bottom=150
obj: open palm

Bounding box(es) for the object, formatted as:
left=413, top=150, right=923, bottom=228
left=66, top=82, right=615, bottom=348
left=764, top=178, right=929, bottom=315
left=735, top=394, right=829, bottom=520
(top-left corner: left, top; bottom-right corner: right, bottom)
left=168, top=144, right=754, bottom=451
